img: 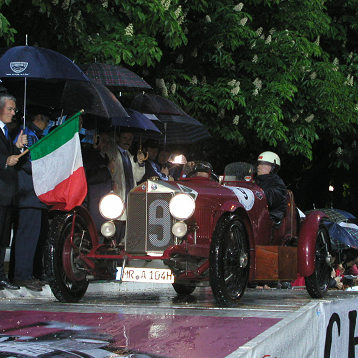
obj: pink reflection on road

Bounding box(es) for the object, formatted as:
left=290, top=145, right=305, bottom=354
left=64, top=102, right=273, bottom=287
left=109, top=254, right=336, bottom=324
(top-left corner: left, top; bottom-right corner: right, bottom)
left=0, top=310, right=281, bottom=357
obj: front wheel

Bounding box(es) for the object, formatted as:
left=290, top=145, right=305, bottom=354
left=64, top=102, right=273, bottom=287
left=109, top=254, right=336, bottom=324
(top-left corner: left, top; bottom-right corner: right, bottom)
left=209, top=215, right=250, bottom=307
left=305, top=225, right=331, bottom=298
left=46, top=212, right=90, bottom=302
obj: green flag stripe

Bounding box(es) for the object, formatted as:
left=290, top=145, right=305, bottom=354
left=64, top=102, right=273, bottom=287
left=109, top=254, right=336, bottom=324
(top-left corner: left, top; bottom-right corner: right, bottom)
left=29, top=111, right=81, bottom=160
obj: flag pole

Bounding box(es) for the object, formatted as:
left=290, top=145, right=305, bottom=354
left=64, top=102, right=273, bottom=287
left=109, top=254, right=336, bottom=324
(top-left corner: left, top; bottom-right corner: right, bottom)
left=23, top=34, right=28, bottom=129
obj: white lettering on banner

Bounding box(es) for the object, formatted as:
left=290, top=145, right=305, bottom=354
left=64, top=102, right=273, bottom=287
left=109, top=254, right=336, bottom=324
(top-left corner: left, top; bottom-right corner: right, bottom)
left=226, top=186, right=255, bottom=211
left=227, top=298, right=358, bottom=358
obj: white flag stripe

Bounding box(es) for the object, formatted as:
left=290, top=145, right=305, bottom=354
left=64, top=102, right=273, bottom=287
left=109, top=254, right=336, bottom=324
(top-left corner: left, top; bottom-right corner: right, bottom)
left=32, top=133, right=83, bottom=196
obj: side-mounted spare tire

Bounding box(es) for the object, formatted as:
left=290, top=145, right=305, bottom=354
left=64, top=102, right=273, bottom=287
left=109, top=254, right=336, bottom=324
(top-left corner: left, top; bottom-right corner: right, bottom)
left=209, top=214, right=250, bottom=307
left=46, top=212, right=91, bottom=302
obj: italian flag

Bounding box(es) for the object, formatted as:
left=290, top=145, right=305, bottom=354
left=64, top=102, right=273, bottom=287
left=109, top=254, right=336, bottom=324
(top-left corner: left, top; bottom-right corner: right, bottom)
left=29, top=111, right=87, bottom=211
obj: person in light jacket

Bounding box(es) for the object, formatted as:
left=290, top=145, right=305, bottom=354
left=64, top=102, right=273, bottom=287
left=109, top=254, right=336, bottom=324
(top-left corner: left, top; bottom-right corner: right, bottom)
left=112, top=129, right=145, bottom=242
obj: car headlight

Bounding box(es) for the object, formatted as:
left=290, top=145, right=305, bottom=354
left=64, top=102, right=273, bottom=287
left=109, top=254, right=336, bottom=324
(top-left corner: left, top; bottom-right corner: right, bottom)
left=169, top=193, right=195, bottom=220
left=101, top=221, right=116, bottom=238
left=99, top=192, right=125, bottom=220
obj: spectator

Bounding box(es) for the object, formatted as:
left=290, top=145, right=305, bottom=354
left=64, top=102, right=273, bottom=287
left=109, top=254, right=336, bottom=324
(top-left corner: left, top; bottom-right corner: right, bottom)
left=12, top=111, right=50, bottom=291
left=82, top=131, right=113, bottom=233
left=112, top=129, right=145, bottom=242
left=0, top=93, right=27, bottom=290
left=141, top=140, right=170, bottom=182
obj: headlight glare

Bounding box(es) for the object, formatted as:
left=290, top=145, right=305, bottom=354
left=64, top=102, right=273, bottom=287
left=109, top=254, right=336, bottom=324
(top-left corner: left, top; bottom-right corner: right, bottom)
left=169, top=193, right=195, bottom=220
left=99, top=193, right=125, bottom=220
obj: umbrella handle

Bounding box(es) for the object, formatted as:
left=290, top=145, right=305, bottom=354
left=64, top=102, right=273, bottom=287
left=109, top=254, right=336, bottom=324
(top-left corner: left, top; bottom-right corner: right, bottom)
left=137, top=149, right=149, bottom=161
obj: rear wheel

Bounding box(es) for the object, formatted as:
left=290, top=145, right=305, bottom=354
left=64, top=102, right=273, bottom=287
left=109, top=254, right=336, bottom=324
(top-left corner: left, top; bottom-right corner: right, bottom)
left=172, top=283, right=196, bottom=295
left=209, top=215, right=250, bottom=307
left=305, top=226, right=331, bottom=298
left=46, top=213, right=91, bottom=302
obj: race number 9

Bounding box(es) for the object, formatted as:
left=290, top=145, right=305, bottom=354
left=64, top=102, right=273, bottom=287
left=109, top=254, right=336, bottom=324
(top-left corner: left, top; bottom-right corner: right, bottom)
left=148, top=199, right=171, bottom=247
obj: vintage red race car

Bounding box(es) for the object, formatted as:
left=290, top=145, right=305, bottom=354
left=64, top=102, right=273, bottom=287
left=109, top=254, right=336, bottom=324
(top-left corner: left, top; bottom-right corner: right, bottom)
left=46, top=160, right=332, bottom=306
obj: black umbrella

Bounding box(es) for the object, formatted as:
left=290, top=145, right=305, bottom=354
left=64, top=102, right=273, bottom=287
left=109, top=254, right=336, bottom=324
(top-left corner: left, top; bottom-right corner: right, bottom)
left=0, top=45, right=89, bottom=125
left=154, top=114, right=211, bottom=145
left=130, top=93, right=186, bottom=116
left=82, top=63, right=152, bottom=90
left=59, top=80, right=130, bottom=126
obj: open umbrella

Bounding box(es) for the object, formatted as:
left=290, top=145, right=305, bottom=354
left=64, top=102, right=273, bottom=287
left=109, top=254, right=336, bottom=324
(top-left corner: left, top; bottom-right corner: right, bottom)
left=130, top=93, right=186, bottom=116
left=125, top=108, right=161, bottom=133
left=59, top=79, right=130, bottom=126
left=0, top=45, right=89, bottom=125
left=82, top=63, right=152, bottom=90
left=154, top=114, right=211, bottom=145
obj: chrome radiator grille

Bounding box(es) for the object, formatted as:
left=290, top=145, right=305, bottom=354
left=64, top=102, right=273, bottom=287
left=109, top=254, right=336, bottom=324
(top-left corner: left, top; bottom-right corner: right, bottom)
left=125, top=191, right=175, bottom=254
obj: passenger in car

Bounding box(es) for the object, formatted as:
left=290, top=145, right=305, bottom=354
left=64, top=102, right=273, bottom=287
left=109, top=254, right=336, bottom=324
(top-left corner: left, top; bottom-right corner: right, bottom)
left=254, top=151, right=287, bottom=226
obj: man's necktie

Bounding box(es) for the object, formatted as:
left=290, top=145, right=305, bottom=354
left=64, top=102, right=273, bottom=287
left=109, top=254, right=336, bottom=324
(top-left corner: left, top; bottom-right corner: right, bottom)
left=3, top=125, right=9, bottom=140
left=121, top=150, right=134, bottom=199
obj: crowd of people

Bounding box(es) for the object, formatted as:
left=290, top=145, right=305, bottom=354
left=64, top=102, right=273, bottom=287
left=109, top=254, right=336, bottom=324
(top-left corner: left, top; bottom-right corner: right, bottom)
left=0, top=92, right=185, bottom=291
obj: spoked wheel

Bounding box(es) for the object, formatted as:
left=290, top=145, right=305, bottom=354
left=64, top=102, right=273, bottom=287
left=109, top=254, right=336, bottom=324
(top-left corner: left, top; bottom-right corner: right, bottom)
left=209, top=215, right=250, bottom=307
left=305, top=225, right=331, bottom=298
left=172, top=283, right=196, bottom=295
left=46, top=212, right=91, bottom=302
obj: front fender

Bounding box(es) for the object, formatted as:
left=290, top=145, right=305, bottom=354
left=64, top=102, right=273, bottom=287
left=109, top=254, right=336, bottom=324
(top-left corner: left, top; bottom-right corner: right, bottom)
left=58, top=206, right=99, bottom=248
left=297, top=210, right=327, bottom=277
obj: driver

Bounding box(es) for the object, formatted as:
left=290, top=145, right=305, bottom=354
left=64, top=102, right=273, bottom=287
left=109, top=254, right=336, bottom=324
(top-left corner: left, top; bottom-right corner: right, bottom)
left=254, top=151, right=287, bottom=226
left=186, top=161, right=213, bottom=179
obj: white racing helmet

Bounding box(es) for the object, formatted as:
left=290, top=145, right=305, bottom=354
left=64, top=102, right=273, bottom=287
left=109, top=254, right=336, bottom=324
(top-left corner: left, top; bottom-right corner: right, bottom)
left=257, top=151, right=281, bottom=172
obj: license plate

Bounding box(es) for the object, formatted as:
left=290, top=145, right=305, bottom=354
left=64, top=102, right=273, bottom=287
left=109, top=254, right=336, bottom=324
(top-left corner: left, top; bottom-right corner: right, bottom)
left=116, top=267, right=174, bottom=283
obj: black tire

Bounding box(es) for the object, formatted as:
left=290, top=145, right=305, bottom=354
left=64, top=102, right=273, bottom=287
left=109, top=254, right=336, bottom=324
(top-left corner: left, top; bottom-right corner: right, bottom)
left=209, top=215, right=250, bottom=307
left=305, top=225, right=331, bottom=298
left=46, top=213, right=90, bottom=303
left=172, top=283, right=196, bottom=295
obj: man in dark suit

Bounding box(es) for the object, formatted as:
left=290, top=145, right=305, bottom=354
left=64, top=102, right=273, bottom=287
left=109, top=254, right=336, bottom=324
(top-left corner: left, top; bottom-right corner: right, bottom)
left=0, top=94, right=27, bottom=290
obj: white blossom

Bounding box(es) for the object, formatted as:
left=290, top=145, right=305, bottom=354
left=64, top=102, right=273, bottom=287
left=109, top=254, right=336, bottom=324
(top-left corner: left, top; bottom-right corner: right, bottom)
left=253, top=77, right=262, bottom=90
left=52, top=0, right=59, bottom=5
left=191, top=48, right=198, bottom=58
left=304, top=114, right=314, bottom=123
left=233, top=3, right=244, bottom=12
left=265, top=35, right=271, bottom=45
left=233, top=115, right=240, bottom=125
left=125, top=23, right=134, bottom=37
left=174, top=5, right=182, bottom=19
left=162, top=86, right=168, bottom=97
left=252, top=54, right=258, bottom=63
left=314, top=36, right=320, bottom=46
left=231, top=86, right=240, bottom=95
left=61, top=0, right=70, bottom=10
left=228, top=79, right=236, bottom=87
left=348, top=52, right=353, bottom=60
left=269, top=28, right=276, bottom=35
left=260, top=34, right=265, bottom=41
left=156, top=78, right=166, bottom=89
left=190, top=75, right=198, bottom=85
left=170, top=83, right=176, bottom=94
left=101, top=0, right=108, bottom=8
left=250, top=41, right=256, bottom=49
left=252, top=88, right=259, bottom=96
left=205, top=15, right=211, bottom=23
left=355, top=104, right=358, bottom=111
left=161, top=0, right=171, bottom=10
left=346, top=74, right=354, bottom=86
left=256, top=27, right=263, bottom=37
left=336, top=147, right=343, bottom=155
left=310, top=72, right=317, bottom=80
left=291, top=114, right=299, bottom=123
left=240, top=17, right=248, bottom=26
left=176, top=54, right=183, bottom=64
left=215, top=42, right=223, bottom=50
